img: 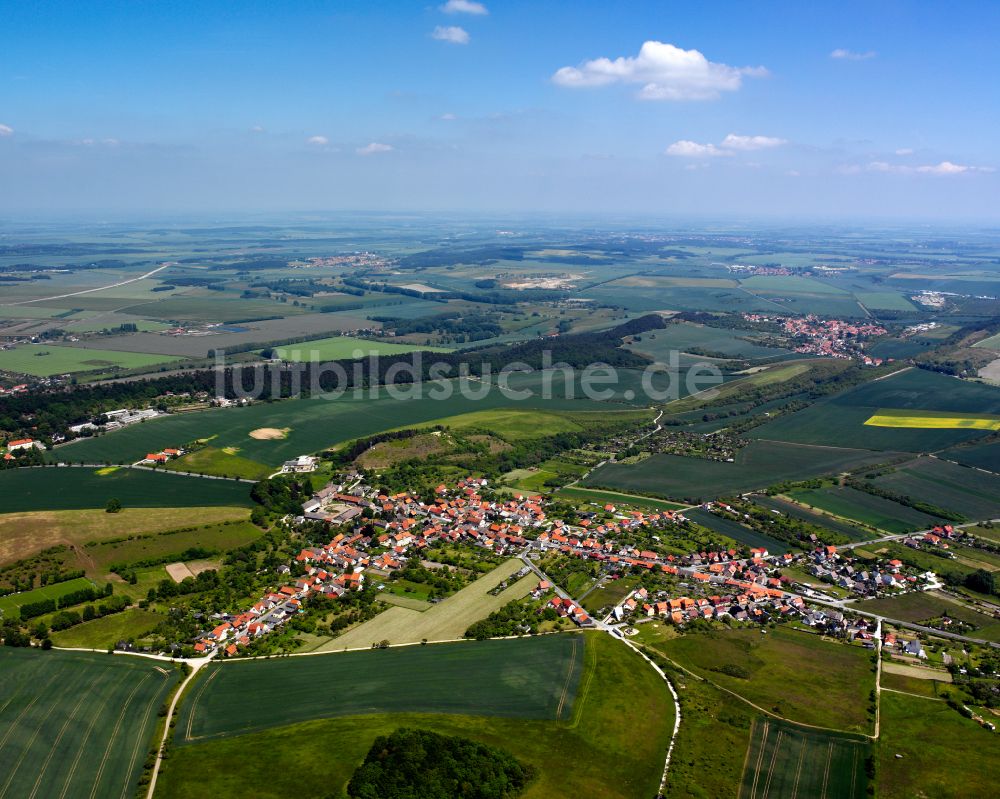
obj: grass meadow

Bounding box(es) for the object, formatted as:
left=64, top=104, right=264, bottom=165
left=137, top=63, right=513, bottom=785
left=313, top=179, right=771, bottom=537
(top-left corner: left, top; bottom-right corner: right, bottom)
left=83, top=519, right=264, bottom=576
left=877, top=692, right=999, bottom=799
left=49, top=608, right=163, bottom=649
left=636, top=624, right=876, bottom=734
left=0, top=576, right=95, bottom=620
left=163, top=446, right=274, bottom=480
left=0, top=505, right=248, bottom=568
left=313, top=559, right=533, bottom=649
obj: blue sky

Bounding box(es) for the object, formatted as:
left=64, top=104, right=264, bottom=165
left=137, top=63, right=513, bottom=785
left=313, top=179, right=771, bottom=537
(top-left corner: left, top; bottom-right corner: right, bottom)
left=1, top=0, right=998, bottom=219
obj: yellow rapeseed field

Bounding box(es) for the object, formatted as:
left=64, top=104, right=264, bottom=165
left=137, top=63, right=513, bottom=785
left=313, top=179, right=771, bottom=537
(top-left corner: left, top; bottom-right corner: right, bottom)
left=864, top=408, right=1000, bottom=430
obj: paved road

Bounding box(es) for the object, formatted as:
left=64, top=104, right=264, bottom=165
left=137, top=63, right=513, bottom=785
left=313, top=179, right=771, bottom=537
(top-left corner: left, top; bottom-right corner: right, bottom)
left=2, top=263, right=173, bottom=306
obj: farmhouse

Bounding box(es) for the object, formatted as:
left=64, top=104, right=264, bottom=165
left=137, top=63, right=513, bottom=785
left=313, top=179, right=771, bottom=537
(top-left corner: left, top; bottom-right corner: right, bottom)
left=6, top=438, right=44, bottom=452
left=282, top=454, right=319, bottom=473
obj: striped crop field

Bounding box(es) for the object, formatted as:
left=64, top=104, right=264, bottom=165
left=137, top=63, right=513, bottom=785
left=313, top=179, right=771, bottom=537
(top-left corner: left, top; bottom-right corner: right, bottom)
left=739, top=718, right=869, bottom=799
left=0, top=648, right=181, bottom=799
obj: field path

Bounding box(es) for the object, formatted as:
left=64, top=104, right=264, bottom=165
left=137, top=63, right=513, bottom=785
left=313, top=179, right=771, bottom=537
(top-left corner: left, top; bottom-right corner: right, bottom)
left=554, top=635, right=580, bottom=719
left=145, top=651, right=217, bottom=799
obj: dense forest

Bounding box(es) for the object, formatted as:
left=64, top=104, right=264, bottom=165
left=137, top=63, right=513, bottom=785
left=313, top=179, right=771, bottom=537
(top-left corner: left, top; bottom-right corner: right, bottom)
left=345, top=728, right=534, bottom=799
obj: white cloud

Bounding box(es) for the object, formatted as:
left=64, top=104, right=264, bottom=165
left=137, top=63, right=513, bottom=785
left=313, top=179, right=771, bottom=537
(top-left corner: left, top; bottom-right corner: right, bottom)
left=251, top=125, right=265, bottom=133
left=307, top=135, right=329, bottom=145
left=866, top=160, right=994, bottom=175
left=357, top=142, right=393, bottom=156
left=432, top=25, right=470, bottom=44
left=552, top=41, right=767, bottom=101
left=441, top=0, right=487, bottom=14
left=894, top=148, right=914, bottom=156
left=721, top=133, right=787, bottom=151
left=78, top=137, right=119, bottom=147
left=666, top=133, right=786, bottom=158
left=665, top=140, right=733, bottom=158
left=830, top=48, right=876, bottom=61
left=0, top=124, right=13, bottom=137
left=439, top=112, right=457, bottom=121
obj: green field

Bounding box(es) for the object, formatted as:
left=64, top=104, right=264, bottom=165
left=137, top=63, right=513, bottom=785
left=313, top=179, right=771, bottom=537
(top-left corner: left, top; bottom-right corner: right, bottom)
left=636, top=624, right=875, bottom=734
left=0, top=648, right=180, bottom=799
left=53, top=375, right=625, bottom=466
left=854, top=291, right=917, bottom=311
left=177, top=634, right=585, bottom=743
left=163, top=446, right=273, bottom=480
left=159, top=632, right=674, bottom=799
left=0, top=343, right=181, bottom=376
left=877, top=692, right=999, bottom=799
left=554, top=485, right=688, bottom=511
left=683, top=507, right=791, bottom=554
left=972, top=331, right=1000, bottom=350
left=626, top=322, right=789, bottom=360
left=871, top=457, right=1000, bottom=520
left=0, top=576, right=95, bottom=621
left=50, top=608, right=163, bottom=649
left=788, top=485, right=944, bottom=533
left=740, top=275, right=851, bottom=295
left=739, top=718, right=869, bottom=799
left=940, top=440, right=1000, bottom=473
left=583, top=440, right=893, bottom=501
left=0, top=467, right=252, bottom=513
left=273, top=335, right=451, bottom=360
left=754, top=368, right=1000, bottom=452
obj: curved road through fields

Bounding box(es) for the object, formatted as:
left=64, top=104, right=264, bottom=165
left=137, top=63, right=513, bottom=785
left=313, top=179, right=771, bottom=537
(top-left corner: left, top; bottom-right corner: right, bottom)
left=2, top=263, right=173, bottom=306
